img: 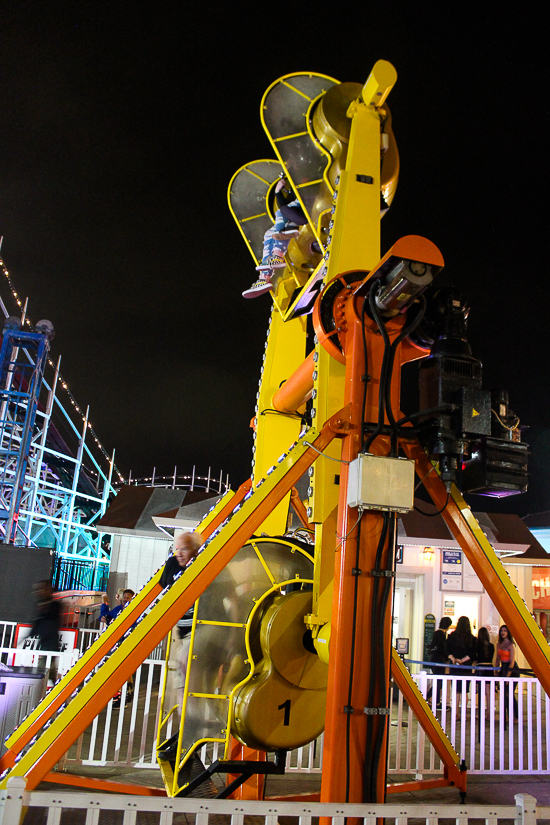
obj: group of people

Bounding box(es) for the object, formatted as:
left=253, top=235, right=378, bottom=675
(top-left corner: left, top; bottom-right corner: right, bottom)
left=428, top=615, right=518, bottom=714
left=100, top=588, right=135, bottom=626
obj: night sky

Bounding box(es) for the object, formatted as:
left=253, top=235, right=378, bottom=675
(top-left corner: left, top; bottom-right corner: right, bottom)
left=0, top=8, right=548, bottom=515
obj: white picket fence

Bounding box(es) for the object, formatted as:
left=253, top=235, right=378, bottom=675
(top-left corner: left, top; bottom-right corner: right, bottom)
left=0, top=646, right=80, bottom=678
left=61, top=658, right=165, bottom=769
left=391, top=672, right=550, bottom=775
left=0, top=623, right=16, bottom=650
left=3, top=625, right=550, bottom=778
left=0, top=778, right=542, bottom=825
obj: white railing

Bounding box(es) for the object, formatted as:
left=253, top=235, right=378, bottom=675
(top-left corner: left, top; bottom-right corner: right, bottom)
left=389, top=672, right=550, bottom=775
left=62, top=658, right=165, bottom=769
left=0, top=645, right=79, bottom=678
left=0, top=622, right=16, bottom=649
left=0, top=778, right=540, bottom=825
left=3, top=645, right=549, bottom=777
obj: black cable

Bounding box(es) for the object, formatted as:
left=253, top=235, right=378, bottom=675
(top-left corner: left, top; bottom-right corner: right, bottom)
left=368, top=515, right=396, bottom=801
left=259, top=408, right=303, bottom=419
left=362, top=512, right=389, bottom=801
left=364, top=283, right=392, bottom=453
left=384, top=294, right=427, bottom=453
left=414, top=493, right=450, bottom=516
left=360, top=294, right=370, bottom=452
left=345, top=513, right=363, bottom=802
left=395, top=404, right=457, bottom=428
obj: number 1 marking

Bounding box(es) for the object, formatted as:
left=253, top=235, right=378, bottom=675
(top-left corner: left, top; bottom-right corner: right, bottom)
left=278, top=698, right=291, bottom=726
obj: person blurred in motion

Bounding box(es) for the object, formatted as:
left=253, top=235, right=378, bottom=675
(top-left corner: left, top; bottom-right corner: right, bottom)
left=157, top=531, right=203, bottom=759
left=30, top=581, right=61, bottom=685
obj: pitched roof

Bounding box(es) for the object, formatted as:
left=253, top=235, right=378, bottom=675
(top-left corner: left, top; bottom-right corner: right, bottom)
left=398, top=500, right=548, bottom=561
left=96, top=485, right=219, bottom=538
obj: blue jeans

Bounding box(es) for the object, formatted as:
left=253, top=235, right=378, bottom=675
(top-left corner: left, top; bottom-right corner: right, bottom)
left=260, top=200, right=301, bottom=264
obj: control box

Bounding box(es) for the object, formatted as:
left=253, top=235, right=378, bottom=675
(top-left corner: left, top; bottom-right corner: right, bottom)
left=347, top=454, right=415, bottom=513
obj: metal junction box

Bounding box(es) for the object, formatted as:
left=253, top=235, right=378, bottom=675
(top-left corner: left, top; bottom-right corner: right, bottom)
left=347, top=454, right=415, bottom=513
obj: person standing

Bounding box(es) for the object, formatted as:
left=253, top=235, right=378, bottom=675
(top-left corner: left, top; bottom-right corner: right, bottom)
left=474, top=625, right=495, bottom=708
left=427, top=616, right=452, bottom=707
left=447, top=616, right=477, bottom=701
left=105, top=589, right=136, bottom=707
left=496, top=624, right=518, bottom=725
left=99, top=594, right=110, bottom=629
left=106, top=589, right=135, bottom=622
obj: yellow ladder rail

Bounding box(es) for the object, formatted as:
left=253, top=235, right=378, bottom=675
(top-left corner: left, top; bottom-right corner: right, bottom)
left=0, top=486, right=239, bottom=771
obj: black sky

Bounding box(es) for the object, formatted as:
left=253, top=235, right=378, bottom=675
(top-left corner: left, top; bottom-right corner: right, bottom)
left=0, top=7, right=548, bottom=515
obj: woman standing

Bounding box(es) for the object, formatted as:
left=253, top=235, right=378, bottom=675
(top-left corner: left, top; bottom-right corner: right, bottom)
left=427, top=616, right=452, bottom=707
left=475, top=626, right=495, bottom=707
left=447, top=616, right=477, bottom=701
left=496, top=624, right=518, bottom=725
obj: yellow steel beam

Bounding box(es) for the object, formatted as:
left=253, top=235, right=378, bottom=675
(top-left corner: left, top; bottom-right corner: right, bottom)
left=252, top=306, right=307, bottom=534
left=391, top=649, right=464, bottom=790
left=0, top=420, right=339, bottom=791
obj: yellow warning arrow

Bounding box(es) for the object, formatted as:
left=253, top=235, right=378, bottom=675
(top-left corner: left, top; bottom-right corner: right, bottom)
left=472, top=408, right=480, bottom=417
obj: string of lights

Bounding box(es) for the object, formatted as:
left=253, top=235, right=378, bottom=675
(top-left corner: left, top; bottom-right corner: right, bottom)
left=0, top=254, right=125, bottom=483
left=127, top=472, right=230, bottom=491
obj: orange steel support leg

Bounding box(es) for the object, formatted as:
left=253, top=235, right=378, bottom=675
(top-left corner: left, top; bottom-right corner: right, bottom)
left=390, top=649, right=465, bottom=792
left=321, top=299, right=406, bottom=805
left=43, top=772, right=167, bottom=796
left=290, top=486, right=313, bottom=531
left=225, top=737, right=266, bottom=800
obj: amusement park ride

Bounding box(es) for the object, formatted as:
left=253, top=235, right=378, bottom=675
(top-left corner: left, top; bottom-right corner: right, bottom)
left=1, top=60, right=547, bottom=805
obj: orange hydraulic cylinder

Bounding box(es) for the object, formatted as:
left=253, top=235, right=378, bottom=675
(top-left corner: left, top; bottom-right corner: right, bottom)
left=272, top=351, right=315, bottom=414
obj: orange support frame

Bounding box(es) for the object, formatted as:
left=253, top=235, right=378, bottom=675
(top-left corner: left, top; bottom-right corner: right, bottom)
left=320, top=267, right=433, bottom=805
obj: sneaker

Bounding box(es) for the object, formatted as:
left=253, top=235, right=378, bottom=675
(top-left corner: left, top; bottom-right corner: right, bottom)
left=272, top=224, right=300, bottom=240
left=256, top=255, right=286, bottom=271
left=243, top=279, right=274, bottom=299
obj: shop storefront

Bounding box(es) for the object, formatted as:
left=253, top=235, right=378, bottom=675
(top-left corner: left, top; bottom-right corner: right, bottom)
left=395, top=503, right=549, bottom=670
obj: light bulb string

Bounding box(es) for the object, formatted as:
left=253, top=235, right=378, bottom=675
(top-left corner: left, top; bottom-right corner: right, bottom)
left=0, top=255, right=125, bottom=483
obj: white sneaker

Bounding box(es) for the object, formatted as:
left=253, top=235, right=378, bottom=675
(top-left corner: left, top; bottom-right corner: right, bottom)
left=242, top=279, right=274, bottom=299
left=272, top=224, right=300, bottom=241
